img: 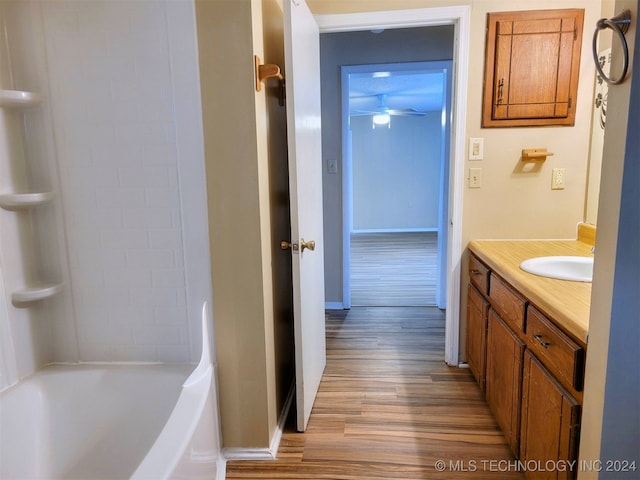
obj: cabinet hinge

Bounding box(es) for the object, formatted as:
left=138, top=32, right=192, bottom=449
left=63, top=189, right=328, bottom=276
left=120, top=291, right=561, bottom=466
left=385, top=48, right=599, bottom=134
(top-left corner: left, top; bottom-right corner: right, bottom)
left=568, top=96, right=573, bottom=108
left=574, top=28, right=577, bottom=40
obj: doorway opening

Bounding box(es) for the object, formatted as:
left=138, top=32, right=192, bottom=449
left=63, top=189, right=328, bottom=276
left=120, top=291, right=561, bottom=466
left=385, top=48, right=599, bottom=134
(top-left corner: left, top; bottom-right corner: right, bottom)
left=342, top=61, right=452, bottom=308
left=317, top=6, right=470, bottom=365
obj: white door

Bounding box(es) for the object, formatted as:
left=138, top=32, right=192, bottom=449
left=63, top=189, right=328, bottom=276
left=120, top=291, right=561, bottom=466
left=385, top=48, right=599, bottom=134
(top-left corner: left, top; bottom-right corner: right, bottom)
left=283, top=0, right=326, bottom=431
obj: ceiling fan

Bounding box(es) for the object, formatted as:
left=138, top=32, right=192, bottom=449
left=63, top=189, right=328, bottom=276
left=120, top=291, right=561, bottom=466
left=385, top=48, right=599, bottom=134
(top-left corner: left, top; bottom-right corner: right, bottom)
left=349, top=94, right=427, bottom=120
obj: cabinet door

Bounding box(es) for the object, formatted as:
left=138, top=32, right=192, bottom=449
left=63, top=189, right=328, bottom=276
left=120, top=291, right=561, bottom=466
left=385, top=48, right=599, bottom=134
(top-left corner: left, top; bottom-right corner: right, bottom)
left=521, top=351, right=580, bottom=480
left=482, top=9, right=584, bottom=127
left=467, top=284, right=489, bottom=392
left=486, top=310, right=525, bottom=456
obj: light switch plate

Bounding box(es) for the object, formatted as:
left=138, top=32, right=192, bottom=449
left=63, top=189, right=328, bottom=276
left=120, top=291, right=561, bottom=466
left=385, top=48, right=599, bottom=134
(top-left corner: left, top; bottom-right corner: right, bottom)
left=327, top=158, right=338, bottom=174
left=469, top=167, right=482, bottom=188
left=469, top=137, right=484, bottom=160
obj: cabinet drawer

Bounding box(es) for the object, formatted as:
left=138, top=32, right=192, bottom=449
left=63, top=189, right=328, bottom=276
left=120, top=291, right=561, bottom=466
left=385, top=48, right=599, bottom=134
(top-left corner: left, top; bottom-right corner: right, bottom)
left=526, top=306, right=584, bottom=391
left=469, top=254, right=490, bottom=296
left=489, top=274, right=526, bottom=331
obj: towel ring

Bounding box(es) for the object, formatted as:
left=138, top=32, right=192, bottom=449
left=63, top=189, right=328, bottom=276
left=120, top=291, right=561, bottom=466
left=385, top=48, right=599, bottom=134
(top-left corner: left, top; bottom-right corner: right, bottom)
left=592, top=10, right=632, bottom=85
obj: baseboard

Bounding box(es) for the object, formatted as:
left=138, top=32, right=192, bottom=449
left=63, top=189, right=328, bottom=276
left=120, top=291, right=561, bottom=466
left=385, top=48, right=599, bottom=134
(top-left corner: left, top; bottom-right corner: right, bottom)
left=222, top=382, right=295, bottom=462
left=222, top=447, right=276, bottom=463
left=325, top=302, right=344, bottom=310
left=222, top=447, right=276, bottom=461
left=218, top=458, right=227, bottom=480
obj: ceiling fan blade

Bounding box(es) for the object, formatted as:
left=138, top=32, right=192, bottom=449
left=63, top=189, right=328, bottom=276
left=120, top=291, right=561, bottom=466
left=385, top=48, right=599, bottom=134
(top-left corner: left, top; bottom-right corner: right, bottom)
left=350, top=109, right=426, bottom=117
left=387, top=109, right=426, bottom=116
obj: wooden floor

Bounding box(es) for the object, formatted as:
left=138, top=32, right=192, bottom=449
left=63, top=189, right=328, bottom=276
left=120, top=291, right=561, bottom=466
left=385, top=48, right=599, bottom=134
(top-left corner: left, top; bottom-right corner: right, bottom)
left=226, top=307, right=523, bottom=480
left=350, top=232, right=437, bottom=307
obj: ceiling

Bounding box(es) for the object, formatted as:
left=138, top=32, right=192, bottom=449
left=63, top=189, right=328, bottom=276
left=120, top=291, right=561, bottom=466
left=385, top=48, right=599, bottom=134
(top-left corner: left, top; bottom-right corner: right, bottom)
left=348, top=69, right=446, bottom=116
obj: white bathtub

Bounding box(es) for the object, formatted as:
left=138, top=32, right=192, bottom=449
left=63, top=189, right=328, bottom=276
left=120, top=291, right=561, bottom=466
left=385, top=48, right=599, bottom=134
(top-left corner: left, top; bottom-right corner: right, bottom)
left=0, top=306, right=223, bottom=480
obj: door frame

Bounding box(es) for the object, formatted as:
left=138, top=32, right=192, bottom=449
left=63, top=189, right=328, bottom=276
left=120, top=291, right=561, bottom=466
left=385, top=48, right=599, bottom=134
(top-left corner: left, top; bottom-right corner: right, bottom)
left=341, top=60, right=452, bottom=310
left=316, top=6, right=470, bottom=366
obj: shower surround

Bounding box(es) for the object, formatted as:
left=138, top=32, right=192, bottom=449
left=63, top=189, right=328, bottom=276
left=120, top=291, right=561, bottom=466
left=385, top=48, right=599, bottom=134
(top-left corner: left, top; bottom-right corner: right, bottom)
left=0, top=0, right=212, bottom=381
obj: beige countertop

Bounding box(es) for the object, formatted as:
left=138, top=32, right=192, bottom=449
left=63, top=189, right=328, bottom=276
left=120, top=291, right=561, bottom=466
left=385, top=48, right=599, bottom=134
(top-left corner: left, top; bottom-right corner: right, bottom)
left=468, top=239, right=593, bottom=346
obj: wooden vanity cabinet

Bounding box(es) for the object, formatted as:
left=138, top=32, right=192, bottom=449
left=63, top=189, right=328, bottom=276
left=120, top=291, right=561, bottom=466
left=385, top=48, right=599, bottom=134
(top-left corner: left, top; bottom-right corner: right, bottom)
left=486, top=309, right=525, bottom=456
left=520, top=351, right=581, bottom=480
left=466, top=251, right=585, bottom=474
left=467, top=285, right=489, bottom=391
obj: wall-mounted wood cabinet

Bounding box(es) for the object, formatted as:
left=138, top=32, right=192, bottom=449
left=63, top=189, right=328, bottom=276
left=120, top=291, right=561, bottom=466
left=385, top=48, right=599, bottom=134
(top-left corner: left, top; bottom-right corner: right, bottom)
left=482, top=9, right=585, bottom=128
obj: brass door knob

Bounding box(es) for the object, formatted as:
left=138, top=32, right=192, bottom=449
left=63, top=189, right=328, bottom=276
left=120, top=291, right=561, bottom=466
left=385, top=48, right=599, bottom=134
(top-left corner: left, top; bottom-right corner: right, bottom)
left=301, top=238, right=315, bottom=252
left=281, top=240, right=299, bottom=252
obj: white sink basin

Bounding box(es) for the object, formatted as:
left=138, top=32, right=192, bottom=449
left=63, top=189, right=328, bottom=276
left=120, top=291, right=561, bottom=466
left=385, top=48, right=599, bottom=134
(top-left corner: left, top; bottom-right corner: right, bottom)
left=520, top=256, right=594, bottom=282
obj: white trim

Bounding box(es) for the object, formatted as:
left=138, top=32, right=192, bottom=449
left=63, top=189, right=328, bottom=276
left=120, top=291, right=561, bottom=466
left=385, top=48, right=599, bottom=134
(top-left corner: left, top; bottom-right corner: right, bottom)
left=343, top=60, right=450, bottom=310
left=444, top=6, right=470, bottom=366
left=325, top=301, right=344, bottom=310
left=318, top=6, right=469, bottom=366
left=222, top=447, right=275, bottom=462
left=341, top=84, right=352, bottom=310
left=222, top=382, right=295, bottom=462
left=316, top=7, right=469, bottom=32
left=351, top=228, right=438, bottom=234
left=218, top=458, right=227, bottom=480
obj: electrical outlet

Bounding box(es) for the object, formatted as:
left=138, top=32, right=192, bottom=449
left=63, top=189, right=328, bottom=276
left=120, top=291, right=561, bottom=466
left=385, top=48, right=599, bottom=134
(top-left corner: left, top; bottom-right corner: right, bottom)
left=552, top=168, right=566, bottom=190
left=469, top=137, right=484, bottom=160
left=469, top=167, right=482, bottom=188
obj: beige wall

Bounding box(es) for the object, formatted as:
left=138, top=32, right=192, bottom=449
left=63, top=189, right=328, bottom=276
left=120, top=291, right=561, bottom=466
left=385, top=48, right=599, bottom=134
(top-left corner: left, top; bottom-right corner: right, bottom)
left=463, top=0, right=599, bottom=243
left=308, top=0, right=471, bottom=14
left=195, top=0, right=285, bottom=449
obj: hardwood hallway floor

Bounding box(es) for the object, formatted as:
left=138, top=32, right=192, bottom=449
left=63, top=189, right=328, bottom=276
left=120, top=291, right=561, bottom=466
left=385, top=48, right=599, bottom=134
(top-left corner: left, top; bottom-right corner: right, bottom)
left=225, top=307, right=523, bottom=480
left=350, top=232, right=437, bottom=306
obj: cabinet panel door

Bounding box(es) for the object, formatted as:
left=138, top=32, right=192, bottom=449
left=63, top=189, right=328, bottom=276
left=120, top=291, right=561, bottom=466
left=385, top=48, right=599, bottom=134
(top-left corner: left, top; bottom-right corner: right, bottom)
left=521, top=351, right=580, bottom=480
left=483, top=9, right=584, bottom=127
left=467, top=285, right=489, bottom=391
left=485, top=310, right=526, bottom=456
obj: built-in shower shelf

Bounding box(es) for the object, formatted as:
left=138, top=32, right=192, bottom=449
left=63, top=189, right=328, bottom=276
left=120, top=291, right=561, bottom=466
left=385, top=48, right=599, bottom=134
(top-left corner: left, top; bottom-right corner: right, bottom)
left=12, top=283, right=63, bottom=306
left=0, top=192, right=55, bottom=211
left=0, top=89, right=43, bottom=108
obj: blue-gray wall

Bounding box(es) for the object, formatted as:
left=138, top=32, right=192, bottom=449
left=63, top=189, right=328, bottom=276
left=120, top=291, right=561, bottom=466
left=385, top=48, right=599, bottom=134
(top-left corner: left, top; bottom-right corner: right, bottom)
left=351, top=113, right=441, bottom=231
left=320, top=26, right=454, bottom=303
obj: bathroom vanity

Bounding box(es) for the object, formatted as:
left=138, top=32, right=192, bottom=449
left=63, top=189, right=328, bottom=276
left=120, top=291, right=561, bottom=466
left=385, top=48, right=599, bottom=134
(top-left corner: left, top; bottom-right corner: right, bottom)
left=466, top=237, right=593, bottom=478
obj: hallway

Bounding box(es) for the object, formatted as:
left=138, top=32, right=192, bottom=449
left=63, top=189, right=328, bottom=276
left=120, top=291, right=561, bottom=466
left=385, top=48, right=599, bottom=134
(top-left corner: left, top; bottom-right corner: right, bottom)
left=226, top=307, right=523, bottom=479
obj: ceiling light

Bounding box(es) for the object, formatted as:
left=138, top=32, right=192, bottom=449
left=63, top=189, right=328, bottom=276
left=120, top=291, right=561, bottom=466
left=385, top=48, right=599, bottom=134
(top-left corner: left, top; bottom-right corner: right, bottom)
left=372, top=113, right=390, bottom=126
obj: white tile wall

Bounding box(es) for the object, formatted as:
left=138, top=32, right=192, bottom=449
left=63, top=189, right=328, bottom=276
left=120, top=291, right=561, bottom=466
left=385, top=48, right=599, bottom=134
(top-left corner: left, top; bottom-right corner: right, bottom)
left=36, top=0, right=210, bottom=363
